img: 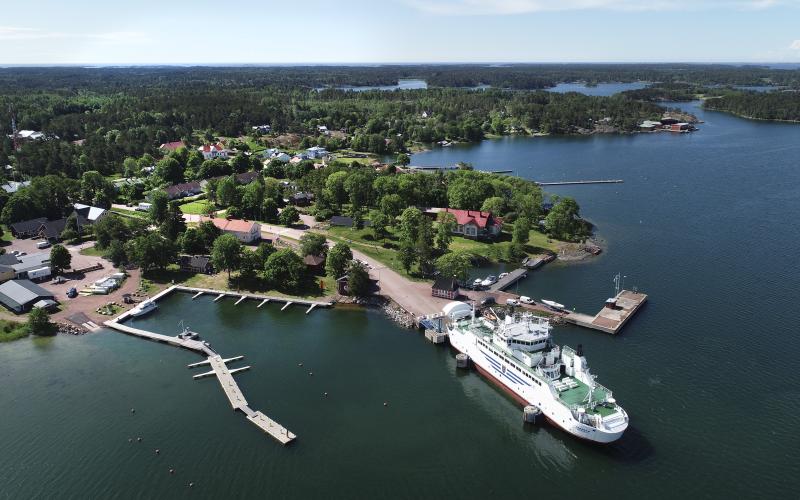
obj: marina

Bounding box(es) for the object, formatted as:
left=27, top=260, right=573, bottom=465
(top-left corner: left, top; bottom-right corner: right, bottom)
left=103, top=285, right=302, bottom=446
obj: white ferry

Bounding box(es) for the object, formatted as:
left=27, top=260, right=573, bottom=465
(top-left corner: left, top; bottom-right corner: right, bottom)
left=444, top=302, right=629, bottom=443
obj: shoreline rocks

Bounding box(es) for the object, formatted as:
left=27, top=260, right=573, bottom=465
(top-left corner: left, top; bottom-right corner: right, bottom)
left=335, top=295, right=417, bottom=329
left=55, top=322, right=88, bottom=336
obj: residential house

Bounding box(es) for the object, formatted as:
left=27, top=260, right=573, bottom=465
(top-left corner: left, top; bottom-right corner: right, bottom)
left=303, top=254, right=326, bottom=275
left=271, top=152, right=290, bottom=163
left=13, top=130, right=45, bottom=141
left=306, top=146, right=328, bottom=159
left=287, top=192, right=314, bottom=207
left=164, top=181, right=203, bottom=200
left=9, top=217, right=49, bottom=238
left=289, top=154, right=308, bottom=165
left=198, top=143, right=230, bottom=160
left=159, top=140, right=186, bottom=152
left=200, top=217, right=261, bottom=244
left=1, top=180, right=31, bottom=194
left=252, top=125, right=271, bottom=134
left=431, top=277, right=459, bottom=300
left=179, top=255, right=214, bottom=274
left=73, top=203, right=108, bottom=224
left=441, top=208, right=503, bottom=240
left=0, top=279, right=56, bottom=313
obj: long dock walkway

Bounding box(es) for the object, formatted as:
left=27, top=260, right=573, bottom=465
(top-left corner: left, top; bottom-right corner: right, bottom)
left=535, top=179, right=623, bottom=186
left=104, top=315, right=295, bottom=445
left=176, top=285, right=333, bottom=309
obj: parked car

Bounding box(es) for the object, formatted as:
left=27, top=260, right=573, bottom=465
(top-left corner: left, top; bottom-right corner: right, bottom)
left=480, top=296, right=496, bottom=306
left=36, top=240, right=51, bottom=249
left=506, top=298, right=520, bottom=307
left=53, top=276, right=66, bottom=284
left=472, top=278, right=483, bottom=288
left=66, top=287, right=78, bottom=298
left=519, top=296, right=534, bottom=304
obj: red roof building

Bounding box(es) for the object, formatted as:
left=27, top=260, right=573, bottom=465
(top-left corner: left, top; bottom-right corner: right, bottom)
left=198, top=143, right=230, bottom=160
left=442, top=208, right=503, bottom=240
left=199, top=216, right=261, bottom=243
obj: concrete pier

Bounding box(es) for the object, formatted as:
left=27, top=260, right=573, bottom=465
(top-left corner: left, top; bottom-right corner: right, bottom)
left=187, top=355, right=244, bottom=368
left=564, top=290, right=648, bottom=334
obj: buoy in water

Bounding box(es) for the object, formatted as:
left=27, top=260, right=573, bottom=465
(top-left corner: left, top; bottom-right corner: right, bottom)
left=188, top=482, right=194, bottom=488
left=130, top=408, right=135, bottom=414
left=383, top=402, right=388, bottom=407
left=128, top=438, right=132, bottom=443
left=309, top=372, right=313, bottom=376
left=324, top=392, right=328, bottom=397
left=298, top=363, right=303, bottom=367
left=155, top=449, right=160, bottom=455
left=137, top=437, right=142, bottom=442
left=169, top=468, right=175, bottom=475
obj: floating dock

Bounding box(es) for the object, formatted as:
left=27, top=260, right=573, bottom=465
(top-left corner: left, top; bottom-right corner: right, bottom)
left=564, top=290, right=647, bottom=334
left=535, top=179, right=623, bottom=186
left=105, top=303, right=297, bottom=445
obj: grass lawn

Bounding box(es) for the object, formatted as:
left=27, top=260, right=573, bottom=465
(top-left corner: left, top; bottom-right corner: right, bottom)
left=79, top=246, right=107, bottom=257
left=179, top=200, right=214, bottom=215
left=0, top=225, right=13, bottom=247
left=111, top=208, right=148, bottom=219
left=323, top=224, right=560, bottom=279
left=0, top=319, right=29, bottom=342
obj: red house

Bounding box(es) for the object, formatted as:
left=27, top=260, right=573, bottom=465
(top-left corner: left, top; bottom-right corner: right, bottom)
left=442, top=208, right=503, bottom=240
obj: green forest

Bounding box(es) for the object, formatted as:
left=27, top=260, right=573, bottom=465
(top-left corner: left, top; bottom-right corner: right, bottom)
left=703, top=91, right=800, bottom=121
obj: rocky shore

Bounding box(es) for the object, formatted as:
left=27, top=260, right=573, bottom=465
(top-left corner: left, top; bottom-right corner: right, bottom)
left=336, top=295, right=417, bottom=329
left=55, top=322, right=88, bottom=336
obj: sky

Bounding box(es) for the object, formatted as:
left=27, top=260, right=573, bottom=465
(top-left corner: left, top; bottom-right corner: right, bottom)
left=1, top=0, right=799, bottom=65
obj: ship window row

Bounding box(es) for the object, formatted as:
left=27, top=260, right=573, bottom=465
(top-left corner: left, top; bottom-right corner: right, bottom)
left=478, top=339, right=542, bottom=386
left=511, top=339, right=546, bottom=346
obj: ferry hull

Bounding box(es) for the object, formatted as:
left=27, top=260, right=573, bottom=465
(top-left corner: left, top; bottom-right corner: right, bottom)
left=449, top=334, right=626, bottom=444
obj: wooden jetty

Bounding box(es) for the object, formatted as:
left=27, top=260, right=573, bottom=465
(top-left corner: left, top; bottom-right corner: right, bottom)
left=564, top=290, right=647, bottom=335
left=489, top=269, right=529, bottom=292
left=535, top=179, right=623, bottom=186
left=174, top=286, right=332, bottom=311
left=104, top=308, right=296, bottom=445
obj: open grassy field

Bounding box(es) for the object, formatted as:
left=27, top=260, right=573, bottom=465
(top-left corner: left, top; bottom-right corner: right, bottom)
left=324, top=223, right=558, bottom=278
left=0, top=319, right=29, bottom=342
left=179, top=200, right=214, bottom=215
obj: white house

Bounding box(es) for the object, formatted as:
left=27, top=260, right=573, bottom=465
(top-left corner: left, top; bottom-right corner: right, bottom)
left=14, top=130, right=45, bottom=141
left=198, top=143, right=230, bottom=160
left=252, top=124, right=271, bottom=134
left=73, top=203, right=108, bottom=223
left=201, top=217, right=261, bottom=244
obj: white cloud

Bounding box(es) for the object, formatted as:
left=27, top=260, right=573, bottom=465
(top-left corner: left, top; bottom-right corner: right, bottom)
left=0, top=26, right=148, bottom=43
left=791, top=39, right=800, bottom=50
left=406, top=0, right=796, bottom=15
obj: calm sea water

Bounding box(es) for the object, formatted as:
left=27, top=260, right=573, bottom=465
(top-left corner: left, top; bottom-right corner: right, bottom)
left=2, top=101, right=799, bottom=498
left=545, top=82, right=647, bottom=96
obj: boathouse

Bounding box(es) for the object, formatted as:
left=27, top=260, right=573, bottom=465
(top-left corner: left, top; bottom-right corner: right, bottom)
left=432, top=277, right=459, bottom=300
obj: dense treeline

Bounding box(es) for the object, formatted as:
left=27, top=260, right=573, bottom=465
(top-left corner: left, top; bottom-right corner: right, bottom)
left=702, top=91, right=800, bottom=121
left=1, top=64, right=798, bottom=92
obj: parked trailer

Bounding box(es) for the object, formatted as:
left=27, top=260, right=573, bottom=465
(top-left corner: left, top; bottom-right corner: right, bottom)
left=27, top=267, right=52, bottom=281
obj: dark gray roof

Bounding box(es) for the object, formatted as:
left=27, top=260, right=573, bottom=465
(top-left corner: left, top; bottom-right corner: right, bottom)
left=9, top=217, right=48, bottom=235
left=0, top=254, right=20, bottom=265
left=432, top=277, right=459, bottom=292
left=0, top=279, right=55, bottom=311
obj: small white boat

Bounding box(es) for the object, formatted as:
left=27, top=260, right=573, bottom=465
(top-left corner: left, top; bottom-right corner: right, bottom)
left=499, top=272, right=509, bottom=279
left=541, top=299, right=565, bottom=311
left=480, top=275, right=498, bottom=287
left=130, top=299, right=157, bottom=317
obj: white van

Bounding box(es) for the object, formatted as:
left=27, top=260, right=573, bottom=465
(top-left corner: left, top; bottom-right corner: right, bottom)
left=37, top=241, right=51, bottom=249
left=506, top=298, right=520, bottom=307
